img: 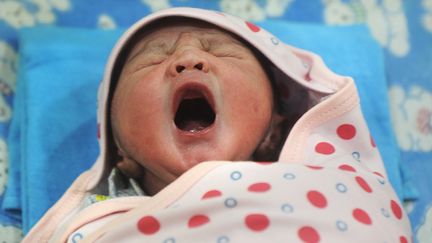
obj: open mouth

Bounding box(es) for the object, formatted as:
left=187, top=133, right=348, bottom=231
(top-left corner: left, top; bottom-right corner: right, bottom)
left=174, top=89, right=216, bottom=133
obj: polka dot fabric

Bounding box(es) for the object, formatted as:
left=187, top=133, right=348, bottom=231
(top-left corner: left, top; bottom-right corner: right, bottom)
left=93, top=160, right=411, bottom=243
left=303, top=106, right=388, bottom=178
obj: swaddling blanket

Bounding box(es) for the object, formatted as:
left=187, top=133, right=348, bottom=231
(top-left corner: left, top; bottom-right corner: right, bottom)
left=69, top=159, right=410, bottom=243
left=22, top=7, right=412, bottom=242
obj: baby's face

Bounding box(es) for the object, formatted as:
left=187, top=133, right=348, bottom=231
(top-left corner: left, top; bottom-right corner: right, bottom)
left=111, top=21, right=273, bottom=194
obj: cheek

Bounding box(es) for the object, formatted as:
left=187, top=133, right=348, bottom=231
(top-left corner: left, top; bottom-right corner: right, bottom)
left=231, top=91, right=273, bottom=129
left=224, top=89, right=273, bottom=160
left=221, top=68, right=274, bottom=143
left=112, top=73, right=170, bottom=142
left=222, top=62, right=273, bottom=120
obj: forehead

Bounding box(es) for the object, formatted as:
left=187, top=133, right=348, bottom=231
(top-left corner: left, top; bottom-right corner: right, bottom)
left=138, top=18, right=236, bottom=40
left=127, top=18, right=248, bottom=53
left=143, top=22, right=229, bottom=39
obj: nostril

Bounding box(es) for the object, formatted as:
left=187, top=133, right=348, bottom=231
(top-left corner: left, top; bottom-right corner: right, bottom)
left=194, top=63, right=203, bottom=70
left=176, top=65, right=185, bottom=73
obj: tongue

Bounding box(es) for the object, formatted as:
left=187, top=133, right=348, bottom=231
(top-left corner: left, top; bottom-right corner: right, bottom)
left=179, top=120, right=208, bottom=133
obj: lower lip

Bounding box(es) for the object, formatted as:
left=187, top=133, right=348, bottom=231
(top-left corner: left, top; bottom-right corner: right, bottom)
left=174, top=120, right=216, bottom=138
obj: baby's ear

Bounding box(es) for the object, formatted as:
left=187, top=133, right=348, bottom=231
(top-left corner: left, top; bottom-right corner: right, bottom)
left=253, top=113, right=292, bottom=161
left=115, top=147, right=145, bottom=179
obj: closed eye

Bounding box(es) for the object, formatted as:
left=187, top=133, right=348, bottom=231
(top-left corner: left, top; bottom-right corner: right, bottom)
left=133, top=55, right=168, bottom=70
left=211, top=50, right=244, bottom=59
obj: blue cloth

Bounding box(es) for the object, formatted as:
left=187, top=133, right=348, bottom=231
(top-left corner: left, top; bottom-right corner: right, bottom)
left=5, top=22, right=405, bottom=233
left=5, top=27, right=122, bottom=232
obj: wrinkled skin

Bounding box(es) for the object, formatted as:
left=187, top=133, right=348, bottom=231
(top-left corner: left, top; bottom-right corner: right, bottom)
left=111, top=21, right=275, bottom=195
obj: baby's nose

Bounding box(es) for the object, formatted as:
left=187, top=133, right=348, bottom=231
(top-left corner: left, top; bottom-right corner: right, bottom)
left=175, top=60, right=205, bottom=73
left=169, top=50, right=210, bottom=76
left=168, top=45, right=209, bottom=76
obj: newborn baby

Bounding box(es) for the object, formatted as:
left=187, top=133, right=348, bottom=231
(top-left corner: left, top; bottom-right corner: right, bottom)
left=23, top=8, right=411, bottom=243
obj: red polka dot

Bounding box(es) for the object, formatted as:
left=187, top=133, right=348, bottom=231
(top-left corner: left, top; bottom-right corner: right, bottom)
left=337, top=124, right=356, bottom=140
left=307, top=190, right=327, bottom=208
left=244, top=214, right=270, bottom=232
left=353, top=208, right=372, bottom=225
left=306, top=165, right=323, bottom=170
left=373, top=171, right=384, bottom=178
left=188, top=214, right=210, bottom=228
left=245, top=21, right=260, bottom=32
left=298, top=226, right=320, bottom=243
left=370, top=135, right=376, bottom=148
left=315, top=142, right=335, bottom=155
left=202, top=190, right=222, bottom=200
left=248, top=182, right=271, bottom=192
left=399, top=236, right=408, bottom=243
left=338, top=164, right=357, bottom=173
left=391, top=200, right=403, bottom=220
left=137, top=216, right=160, bottom=235
left=355, top=176, right=372, bottom=193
